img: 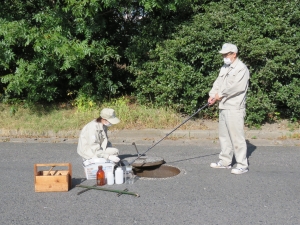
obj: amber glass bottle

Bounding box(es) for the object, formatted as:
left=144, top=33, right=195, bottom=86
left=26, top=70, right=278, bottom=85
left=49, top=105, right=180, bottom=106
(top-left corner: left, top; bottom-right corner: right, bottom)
left=96, top=166, right=106, bottom=186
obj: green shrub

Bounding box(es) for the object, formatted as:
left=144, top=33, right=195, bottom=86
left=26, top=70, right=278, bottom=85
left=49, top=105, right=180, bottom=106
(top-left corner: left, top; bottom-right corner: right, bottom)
left=0, top=1, right=122, bottom=103
left=1, top=0, right=299, bottom=126
left=128, top=0, right=300, bottom=125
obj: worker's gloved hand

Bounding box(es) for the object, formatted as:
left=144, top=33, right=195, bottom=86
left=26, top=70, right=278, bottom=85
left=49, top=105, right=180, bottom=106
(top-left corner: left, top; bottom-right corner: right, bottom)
left=108, top=155, right=120, bottom=163
left=208, top=97, right=216, bottom=106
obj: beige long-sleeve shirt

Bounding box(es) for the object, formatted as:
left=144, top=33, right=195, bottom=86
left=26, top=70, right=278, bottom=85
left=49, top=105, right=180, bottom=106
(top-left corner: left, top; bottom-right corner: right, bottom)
left=209, top=58, right=250, bottom=109
left=77, top=120, right=112, bottom=160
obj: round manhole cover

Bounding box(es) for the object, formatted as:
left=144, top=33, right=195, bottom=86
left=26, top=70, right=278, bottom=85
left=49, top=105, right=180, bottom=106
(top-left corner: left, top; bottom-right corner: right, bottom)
left=126, top=156, right=165, bottom=168
left=133, top=164, right=181, bottom=178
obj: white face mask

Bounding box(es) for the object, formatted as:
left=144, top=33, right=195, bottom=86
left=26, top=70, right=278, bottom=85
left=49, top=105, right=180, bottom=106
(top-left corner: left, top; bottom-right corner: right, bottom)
left=223, top=57, right=232, bottom=65
left=105, top=121, right=112, bottom=127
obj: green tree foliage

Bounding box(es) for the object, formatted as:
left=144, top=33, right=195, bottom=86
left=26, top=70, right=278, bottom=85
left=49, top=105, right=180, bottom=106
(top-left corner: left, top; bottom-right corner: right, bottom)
left=128, top=0, right=300, bottom=125
left=0, top=0, right=299, bottom=126
left=0, top=0, right=194, bottom=103
left=0, top=0, right=131, bottom=103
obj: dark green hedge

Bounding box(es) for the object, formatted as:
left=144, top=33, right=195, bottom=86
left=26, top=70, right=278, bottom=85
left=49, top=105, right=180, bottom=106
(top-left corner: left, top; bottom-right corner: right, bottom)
left=128, top=0, right=300, bottom=125
left=0, top=0, right=299, bottom=125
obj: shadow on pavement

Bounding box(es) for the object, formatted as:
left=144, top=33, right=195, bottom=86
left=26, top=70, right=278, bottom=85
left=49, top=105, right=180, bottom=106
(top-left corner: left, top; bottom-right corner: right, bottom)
left=167, top=153, right=219, bottom=164
left=246, top=140, right=257, bottom=166
left=246, top=140, right=257, bottom=158
left=72, top=178, right=87, bottom=188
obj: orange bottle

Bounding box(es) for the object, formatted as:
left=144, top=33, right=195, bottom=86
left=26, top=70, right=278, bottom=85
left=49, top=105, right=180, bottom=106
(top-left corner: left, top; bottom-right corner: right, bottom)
left=96, top=166, right=106, bottom=186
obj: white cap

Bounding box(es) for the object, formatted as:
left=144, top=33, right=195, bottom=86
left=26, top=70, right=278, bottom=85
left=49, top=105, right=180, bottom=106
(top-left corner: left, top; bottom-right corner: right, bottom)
left=100, top=108, right=120, bottom=124
left=219, top=43, right=238, bottom=54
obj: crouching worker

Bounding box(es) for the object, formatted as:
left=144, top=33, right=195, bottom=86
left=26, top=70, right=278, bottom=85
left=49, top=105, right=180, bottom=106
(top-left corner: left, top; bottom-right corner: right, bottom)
left=77, top=108, right=121, bottom=164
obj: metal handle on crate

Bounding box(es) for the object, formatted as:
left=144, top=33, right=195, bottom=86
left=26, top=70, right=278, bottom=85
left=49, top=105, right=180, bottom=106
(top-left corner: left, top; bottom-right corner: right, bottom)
left=34, top=163, right=72, bottom=177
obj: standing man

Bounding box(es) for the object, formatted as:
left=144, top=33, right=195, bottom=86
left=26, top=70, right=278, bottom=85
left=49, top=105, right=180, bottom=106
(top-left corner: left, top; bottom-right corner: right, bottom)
left=208, top=43, right=250, bottom=175
left=77, top=108, right=121, bottom=164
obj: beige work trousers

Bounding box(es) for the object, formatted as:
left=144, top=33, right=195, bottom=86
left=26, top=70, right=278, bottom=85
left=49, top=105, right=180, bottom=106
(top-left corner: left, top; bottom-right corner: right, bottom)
left=218, top=109, right=248, bottom=169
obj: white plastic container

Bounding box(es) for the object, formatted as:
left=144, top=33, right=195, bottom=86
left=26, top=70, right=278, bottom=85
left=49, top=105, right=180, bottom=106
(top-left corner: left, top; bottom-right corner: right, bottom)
left=115, top=167, right=124, bottom=184
left=82, top=158, right=114, bottom=180
left=106, top=171, right=114, bottom=185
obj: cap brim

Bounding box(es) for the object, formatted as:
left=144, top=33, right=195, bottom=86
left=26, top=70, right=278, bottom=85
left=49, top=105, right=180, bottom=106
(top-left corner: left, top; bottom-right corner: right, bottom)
left=219, top=50, right=230, bottom=54
left=107, top=117, right=120, bottom=124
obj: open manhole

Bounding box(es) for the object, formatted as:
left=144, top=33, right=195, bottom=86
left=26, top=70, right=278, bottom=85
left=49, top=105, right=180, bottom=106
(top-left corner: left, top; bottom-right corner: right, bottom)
left=125, top=156, right=181, bottom=179
left=133, top=164, right=181, bottom=178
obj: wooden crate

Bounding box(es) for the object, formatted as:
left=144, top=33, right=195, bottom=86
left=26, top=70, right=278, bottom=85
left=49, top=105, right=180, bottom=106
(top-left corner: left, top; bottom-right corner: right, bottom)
left=34, top=163, right=72, bottom=192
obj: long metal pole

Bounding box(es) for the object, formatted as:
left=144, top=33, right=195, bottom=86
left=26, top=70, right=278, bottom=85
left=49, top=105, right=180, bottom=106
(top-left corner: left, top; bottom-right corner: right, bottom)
left=76, top=185, right=140, bottom=197
left=128, top=102, right=209, bottom=165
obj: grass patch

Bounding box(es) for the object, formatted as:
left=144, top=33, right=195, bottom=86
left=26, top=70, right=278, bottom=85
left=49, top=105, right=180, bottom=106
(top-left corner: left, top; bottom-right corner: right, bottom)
left=278, top=133, right=300, bottom=140
left=2, top=98, right=298, bottom=140
left=0, top=100, right=208, bottom=138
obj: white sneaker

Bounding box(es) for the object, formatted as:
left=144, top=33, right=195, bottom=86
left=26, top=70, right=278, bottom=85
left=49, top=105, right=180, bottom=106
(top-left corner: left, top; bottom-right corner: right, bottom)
left=231, top=167, right=248, bottom=175
left=210, top=162, right=232, bottom=169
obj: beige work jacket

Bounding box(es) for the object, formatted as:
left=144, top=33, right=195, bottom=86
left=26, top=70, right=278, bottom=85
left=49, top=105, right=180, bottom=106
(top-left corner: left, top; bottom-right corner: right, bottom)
left=77, top=120, right=112, bottom=160
left=209, top=58, right=250, bottom=109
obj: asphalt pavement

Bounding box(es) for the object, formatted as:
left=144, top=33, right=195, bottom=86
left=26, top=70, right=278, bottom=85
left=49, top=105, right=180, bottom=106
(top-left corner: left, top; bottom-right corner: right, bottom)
left=0, top=139, right=299, bottom=225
